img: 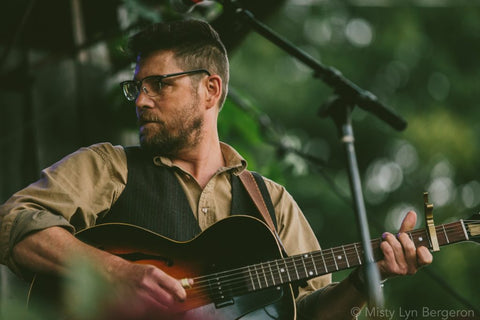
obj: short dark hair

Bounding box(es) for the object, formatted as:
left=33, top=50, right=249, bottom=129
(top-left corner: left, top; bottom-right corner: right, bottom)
left=128, top=19, right=229, bottom=108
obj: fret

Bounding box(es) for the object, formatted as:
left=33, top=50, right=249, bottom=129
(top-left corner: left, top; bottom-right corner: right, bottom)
left=342, top=245, right=350, bottom=268
left=460, top=220, right=470, bottom=241
left=260, top=263, right=269, bottom=287
left=247, top=266, right=256, bottom=291
left=300, top=255, right=307, bottom=276
left=439, top=221, right=469, bottom=244
left=442, top=225, right=450, bottom=244
left=408, top=232, right=414, bottom=242
left=253, top=264, right=262, bottom=289
left=426, top=232, right=433, bottom=249
left=354, top=243, right=362, bottom=265
left=331, top=248, right=339, bottom=271
left=268, top=262, right=276, bottom=286
left=284, top=259, right=292, bottom=282
left=310, top=253, right=319, bottom=276
left=335, top=247, right=348, bottom=269
left=320, top=250, right=328, bottom=273
left=292, top=257, right=300, bottom=280
left=346, top=244, right=361, bottom=268
left=275, top=260, right=284, bottom=284
left=301, top=254, right=316, bottom=277
left=300, top=254, right=309, bottom=278
left=300, top=255, right=308, bottom=278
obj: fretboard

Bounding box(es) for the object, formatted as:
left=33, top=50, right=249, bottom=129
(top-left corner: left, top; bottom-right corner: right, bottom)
left=188, top=219, right=477, bottom=303
left=240, top=220, right=470, bottom=292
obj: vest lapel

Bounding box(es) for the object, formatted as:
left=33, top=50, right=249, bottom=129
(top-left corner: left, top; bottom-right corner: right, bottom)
left=102, top=147, right=201, bottom=241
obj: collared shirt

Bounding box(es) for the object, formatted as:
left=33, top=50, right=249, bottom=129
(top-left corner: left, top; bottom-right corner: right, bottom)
left=0, top=142, right=331, bottom=302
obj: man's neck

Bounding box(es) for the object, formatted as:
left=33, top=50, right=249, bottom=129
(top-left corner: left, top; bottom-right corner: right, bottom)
left=172, top=139, right=224, bottom=189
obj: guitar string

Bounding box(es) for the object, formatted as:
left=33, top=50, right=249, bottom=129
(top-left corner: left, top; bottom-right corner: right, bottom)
left=185, top=227, right=475, bottom=303
left=187, top=223, right=469, bottom=293
left=185, top=227, right=473, bottom=303
left=186, top=219, right=479, bottom=302
left=182, top=222, right=477, bottom=302
left=188, top=226, right=468, bottom=296
left=184, top=226, right=474, bottom=303
left=190, top=221, right=470, bottom=288
left=190, top=220, right=479, bottom=302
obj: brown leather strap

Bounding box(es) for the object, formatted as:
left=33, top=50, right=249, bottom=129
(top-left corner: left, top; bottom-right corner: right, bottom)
left=238, top=171, right=287, bottom=254
left=238, top=170, right=277, bottom=234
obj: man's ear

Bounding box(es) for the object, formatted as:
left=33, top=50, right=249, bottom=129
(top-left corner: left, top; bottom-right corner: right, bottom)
left=204, top=74, right=222, bottom=109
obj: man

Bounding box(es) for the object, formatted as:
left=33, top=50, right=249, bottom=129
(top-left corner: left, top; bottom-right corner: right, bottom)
left=0, top=19, right=432, bottom=319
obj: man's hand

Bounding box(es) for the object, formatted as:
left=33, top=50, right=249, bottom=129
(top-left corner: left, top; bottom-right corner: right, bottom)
left=13, top=226, right=191, bottom=319
left=105, top=261, right=191, bottom=319
left=377, top=210, right=433, bottom=279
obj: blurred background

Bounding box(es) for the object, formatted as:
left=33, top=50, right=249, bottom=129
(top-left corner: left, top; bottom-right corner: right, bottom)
left=1, top=0, right=479, bottom=319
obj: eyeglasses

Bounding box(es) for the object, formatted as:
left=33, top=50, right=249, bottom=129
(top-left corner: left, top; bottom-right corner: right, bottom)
left=120, top=69, right=211, bottom=101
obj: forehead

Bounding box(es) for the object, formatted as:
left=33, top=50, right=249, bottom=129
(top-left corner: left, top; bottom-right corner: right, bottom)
left=134, top=50, right=180, bottom=79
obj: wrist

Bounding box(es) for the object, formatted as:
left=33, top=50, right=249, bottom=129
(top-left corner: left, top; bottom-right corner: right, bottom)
left=348, top=268, right=367, bottom=295
left=348, top=268, right=387, bottom=295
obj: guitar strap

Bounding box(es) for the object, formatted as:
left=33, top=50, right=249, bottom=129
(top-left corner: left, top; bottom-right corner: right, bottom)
left=238, top=170, right=287, bottom=254
left=239, top=172, right=310, bottom=294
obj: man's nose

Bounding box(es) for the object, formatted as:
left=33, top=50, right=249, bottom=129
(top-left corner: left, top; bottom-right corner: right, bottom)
left=135, top=90, right=155, bottom=109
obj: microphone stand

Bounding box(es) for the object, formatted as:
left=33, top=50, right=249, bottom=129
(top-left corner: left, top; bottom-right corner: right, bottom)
left=223, top=0, right=409, bottom=308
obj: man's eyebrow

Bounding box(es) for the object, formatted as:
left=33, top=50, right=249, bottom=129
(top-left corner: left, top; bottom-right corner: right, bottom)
left=133, top=74, right=162, bottom=81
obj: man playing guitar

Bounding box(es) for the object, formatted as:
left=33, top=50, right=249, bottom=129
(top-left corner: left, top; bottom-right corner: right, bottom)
left=0, top=19, right=432, bottom=319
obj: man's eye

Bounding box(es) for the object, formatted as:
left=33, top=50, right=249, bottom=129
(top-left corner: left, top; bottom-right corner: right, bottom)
left=159, top=79, right=173, bottom=86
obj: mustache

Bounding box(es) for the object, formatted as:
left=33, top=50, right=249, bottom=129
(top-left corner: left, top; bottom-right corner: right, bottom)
left=137, top=113, right=163, bottom=125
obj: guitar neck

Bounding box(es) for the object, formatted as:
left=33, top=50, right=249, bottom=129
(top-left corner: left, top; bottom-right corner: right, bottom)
left=240, top=220, right=471, bottom=292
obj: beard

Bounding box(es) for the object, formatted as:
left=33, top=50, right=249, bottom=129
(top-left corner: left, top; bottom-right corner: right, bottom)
left=138, top=96, right=204, bottom=157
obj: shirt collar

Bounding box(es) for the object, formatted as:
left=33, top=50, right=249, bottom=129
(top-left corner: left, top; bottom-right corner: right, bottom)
left=152, top=142, right=247, bottom=174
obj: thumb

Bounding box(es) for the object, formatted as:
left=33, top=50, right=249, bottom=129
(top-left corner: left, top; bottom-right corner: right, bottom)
left=399, top=210, right=417, bottom=233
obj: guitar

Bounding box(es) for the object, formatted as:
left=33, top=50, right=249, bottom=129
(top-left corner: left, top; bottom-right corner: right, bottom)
left=28, top=214, right=480, bottom=319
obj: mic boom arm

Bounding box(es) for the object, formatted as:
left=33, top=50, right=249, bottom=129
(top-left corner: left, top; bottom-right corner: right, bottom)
left=223, top=1, right=407, bottom=131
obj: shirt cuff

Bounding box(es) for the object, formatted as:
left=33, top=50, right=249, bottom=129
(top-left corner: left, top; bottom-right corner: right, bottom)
left=296, top=282, right=339, bottom=319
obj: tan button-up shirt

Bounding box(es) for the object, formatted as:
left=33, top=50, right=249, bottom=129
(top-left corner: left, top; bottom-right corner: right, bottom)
left=0, top=142, right=331, bottom=302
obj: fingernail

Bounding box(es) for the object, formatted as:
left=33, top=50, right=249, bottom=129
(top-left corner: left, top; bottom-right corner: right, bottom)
left=382, top=232, right=388, bottom=240
left=178, top=292, right=187, bottom=303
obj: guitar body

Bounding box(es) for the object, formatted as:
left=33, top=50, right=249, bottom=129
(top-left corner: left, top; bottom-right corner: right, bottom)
left=28, top=216, right=296, bottom=319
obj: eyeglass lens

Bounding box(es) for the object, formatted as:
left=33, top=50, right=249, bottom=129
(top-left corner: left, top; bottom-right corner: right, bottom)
left=122, top=77, right=161, bottom=101
left=121, top=69, right=210, bottom=101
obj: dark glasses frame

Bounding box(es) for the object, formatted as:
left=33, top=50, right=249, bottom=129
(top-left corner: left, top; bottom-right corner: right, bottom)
left=120, top=69, right=211, bottom=101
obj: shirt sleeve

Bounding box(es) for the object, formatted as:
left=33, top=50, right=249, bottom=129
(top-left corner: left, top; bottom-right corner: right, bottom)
left=263, top=177, right=333, bottom=302
left=0, top=143, right=127, bottom=277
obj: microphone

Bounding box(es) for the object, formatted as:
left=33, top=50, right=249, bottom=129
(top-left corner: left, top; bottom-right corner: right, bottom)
left=169, top=0, right=220, bottom=13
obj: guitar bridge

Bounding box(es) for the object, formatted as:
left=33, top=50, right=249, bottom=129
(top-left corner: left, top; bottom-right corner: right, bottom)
left=214, top=297, right=235, bottom=309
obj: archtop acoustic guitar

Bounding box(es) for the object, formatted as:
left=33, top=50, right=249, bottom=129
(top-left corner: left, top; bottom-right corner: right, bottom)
left=27, top=211, right=480, bottom=319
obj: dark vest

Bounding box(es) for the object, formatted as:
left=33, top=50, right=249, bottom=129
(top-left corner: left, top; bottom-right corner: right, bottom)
left=100, top=146, right=276, bottom=241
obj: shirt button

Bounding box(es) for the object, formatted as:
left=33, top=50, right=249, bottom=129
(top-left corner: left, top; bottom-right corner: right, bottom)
left=201, top=207, right=208, bottom=214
